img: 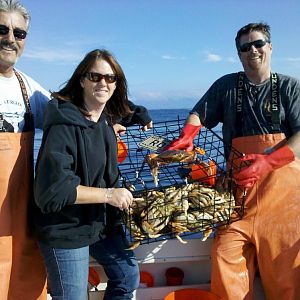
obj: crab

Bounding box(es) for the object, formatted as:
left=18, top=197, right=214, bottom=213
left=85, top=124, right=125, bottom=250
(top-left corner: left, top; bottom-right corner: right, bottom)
left=146, top=147, right=205, bottom=186
left=123, top=182, right=241, bottom=249
left=124, top=185, right=191, bottom=249
left=146, top=147, right=205, bottom=165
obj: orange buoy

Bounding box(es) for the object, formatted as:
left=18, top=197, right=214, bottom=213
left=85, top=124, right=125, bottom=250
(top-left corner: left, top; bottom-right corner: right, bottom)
left=190, top=159, right=217, bottom=186
left=117, top=139, right=128, bottom=163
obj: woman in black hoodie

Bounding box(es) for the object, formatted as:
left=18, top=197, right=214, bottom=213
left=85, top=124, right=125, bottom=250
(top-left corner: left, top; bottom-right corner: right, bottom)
left=34, top=49, right=141, bottom=300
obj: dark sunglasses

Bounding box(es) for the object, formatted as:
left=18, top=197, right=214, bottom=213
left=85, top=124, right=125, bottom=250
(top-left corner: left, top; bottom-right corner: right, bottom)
left=84, top=72, right=117, bottom=84
left=239, top=39, right=269, bottom=53
left=0, top=24, right=27, bottom=40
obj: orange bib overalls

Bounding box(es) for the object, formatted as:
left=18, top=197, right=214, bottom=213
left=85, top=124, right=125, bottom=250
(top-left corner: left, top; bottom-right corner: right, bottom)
left=0, top=71, right=46, bottom=299
left=211, top=133, right=300, bottom=300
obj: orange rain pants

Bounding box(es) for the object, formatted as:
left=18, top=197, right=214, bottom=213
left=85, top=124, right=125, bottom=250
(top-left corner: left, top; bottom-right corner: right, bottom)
left=211, top=133, right=300, bottom=300
left=0, top=132, right=47, bottom=299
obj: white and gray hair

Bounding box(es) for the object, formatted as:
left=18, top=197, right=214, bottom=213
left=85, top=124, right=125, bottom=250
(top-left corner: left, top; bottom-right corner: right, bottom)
left=0, top=0, right=30, bottom=29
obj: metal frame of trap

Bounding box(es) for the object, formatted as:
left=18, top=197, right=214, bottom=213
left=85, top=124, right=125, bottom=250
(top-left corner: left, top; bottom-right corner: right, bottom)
left=118, top=118, right=246, bottom=245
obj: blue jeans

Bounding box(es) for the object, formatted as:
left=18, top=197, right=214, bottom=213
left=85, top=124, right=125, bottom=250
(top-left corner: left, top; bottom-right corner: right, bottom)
left=39, top=228, right=139, bottom=300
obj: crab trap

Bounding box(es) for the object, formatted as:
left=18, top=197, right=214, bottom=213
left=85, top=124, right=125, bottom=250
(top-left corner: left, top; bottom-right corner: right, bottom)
left=118, top=118, right=246, bottom=248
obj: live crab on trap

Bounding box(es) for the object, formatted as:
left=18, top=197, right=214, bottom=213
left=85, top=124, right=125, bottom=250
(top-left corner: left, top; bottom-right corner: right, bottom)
left=117, top=118, right=246, bottom=249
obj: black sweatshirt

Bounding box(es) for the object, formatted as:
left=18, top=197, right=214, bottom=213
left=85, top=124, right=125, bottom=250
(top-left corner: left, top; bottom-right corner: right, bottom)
left=33, top=99, right=120, bottom=248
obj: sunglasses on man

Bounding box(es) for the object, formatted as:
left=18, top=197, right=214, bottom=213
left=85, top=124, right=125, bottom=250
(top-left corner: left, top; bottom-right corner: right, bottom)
left=84, top=72, right=117, bottom=84
left=239, top=39, right=269, bottom=53
left=0, top=24, right=27, bottom=40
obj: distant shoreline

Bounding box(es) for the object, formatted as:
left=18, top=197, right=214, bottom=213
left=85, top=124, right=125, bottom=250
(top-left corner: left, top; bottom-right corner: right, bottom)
left=149, top=108, right=191, bottom=111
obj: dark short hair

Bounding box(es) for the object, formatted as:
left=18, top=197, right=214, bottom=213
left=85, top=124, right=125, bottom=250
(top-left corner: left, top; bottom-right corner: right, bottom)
left=51, top=49, right=132, bottom=123
left=235, top=22, right=271, bottom=52
left=0, top=0, right=30, bottom=29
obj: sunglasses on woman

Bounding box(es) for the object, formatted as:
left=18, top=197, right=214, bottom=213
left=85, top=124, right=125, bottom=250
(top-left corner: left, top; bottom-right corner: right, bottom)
left=239, top=39, right=269, bottom=53
left=84, top=72, right=117, bottom=84
left=0, top=24, right=27, bottom=40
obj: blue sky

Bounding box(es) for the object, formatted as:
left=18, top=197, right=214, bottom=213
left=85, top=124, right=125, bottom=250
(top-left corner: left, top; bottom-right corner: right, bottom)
left=17, top=0, right=300, bottom=109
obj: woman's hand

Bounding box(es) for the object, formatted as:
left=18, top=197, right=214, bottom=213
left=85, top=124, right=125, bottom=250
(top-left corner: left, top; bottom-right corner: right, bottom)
left=105, top=188, right=133, bottom=210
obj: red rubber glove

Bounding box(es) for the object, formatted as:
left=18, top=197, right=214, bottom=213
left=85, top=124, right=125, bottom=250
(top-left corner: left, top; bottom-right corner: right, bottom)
left=234, top=145, right=295, bottom=188
left=165, top=124, right=202, bottom=151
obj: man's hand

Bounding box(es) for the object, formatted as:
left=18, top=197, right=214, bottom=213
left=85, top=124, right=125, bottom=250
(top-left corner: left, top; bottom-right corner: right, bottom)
left=140, top=120, right=153, bottom=131
left=165, top=124, right=202, bottom=151
left=234, top=145, right=295, bottom=188
left=113, top=123, right=126, bottom=137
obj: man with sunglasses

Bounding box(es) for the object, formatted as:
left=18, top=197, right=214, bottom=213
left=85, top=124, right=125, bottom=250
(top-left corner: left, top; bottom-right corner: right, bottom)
left=0, top=0, right=50, bottom=299
left=166, top=22, right=300, bottom=299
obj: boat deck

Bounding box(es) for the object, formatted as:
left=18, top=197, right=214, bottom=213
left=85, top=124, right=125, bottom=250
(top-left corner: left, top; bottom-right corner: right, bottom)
left=85, top=238, right=266, bottom=300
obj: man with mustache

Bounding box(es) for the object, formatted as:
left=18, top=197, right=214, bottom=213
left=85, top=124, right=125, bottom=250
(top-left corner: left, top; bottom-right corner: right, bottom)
left=0, top=0, right=49, bottom=299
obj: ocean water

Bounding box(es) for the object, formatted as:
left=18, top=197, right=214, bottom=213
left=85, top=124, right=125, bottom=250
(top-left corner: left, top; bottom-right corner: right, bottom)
left=149, top=108, right=191, bottom=122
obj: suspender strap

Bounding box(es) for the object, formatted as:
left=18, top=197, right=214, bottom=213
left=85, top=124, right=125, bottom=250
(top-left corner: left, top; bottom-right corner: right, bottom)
left=236, top=72, right=244, bottom=135
left=0, top=113, right=4, bottom=131
left=270, top=73, right=281, bottom=132
left=13, top=69, right=32, bottom=115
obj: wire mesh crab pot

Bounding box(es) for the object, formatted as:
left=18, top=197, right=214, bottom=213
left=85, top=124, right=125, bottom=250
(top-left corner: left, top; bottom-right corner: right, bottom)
left=118, top=118, right=245, bottom=248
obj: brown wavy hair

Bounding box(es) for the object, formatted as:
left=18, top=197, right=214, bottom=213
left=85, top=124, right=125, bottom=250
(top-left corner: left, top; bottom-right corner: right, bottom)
left=51, top=49, right=132, bottom=123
